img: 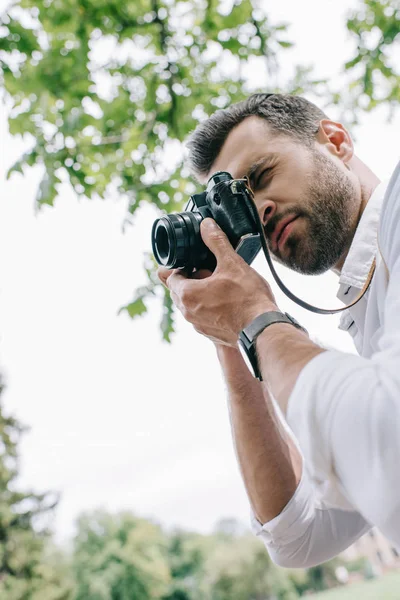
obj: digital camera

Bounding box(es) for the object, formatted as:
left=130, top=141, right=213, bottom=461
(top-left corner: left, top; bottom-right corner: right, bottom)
left=151, top=171, right=261, bottom=272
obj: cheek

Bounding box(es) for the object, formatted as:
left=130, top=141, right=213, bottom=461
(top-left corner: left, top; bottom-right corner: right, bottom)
left=260, top=179, right=304, bottom=210
left=273, top=164, right=309, bottom=198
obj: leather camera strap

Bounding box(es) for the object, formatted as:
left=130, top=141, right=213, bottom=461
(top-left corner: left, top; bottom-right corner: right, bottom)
left=242, top=179, right=376, bottom=315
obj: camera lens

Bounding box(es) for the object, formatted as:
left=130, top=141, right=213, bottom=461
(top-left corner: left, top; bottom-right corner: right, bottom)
left=151, top=212, right=205, bottom=269
left=152, top=219, right=174, bottom=264
left=156, top=226, right=169, bottom=261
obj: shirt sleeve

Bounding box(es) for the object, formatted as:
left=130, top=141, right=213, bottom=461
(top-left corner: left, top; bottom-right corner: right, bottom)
left=249, top=391, right=371, bottom=568
left=250, top=466, right=370, bottom=568
left=284, top=163, right=400, bottom=551
left=250, top=162, right=400, bottom=565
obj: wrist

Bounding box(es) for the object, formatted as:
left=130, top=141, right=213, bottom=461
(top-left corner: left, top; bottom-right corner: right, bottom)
left=241, top=302, right=279, bottom=331
left=216, top=342, right=264, bottom=388
left=238, top=311, right=308, bottom=382
left=255, top=320, right=309, bottom=358
left=215, top=342, right=241, bottom=360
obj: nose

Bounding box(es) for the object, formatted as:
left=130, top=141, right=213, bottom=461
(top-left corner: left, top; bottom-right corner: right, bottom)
left=259, top=200, right=277, bottom=226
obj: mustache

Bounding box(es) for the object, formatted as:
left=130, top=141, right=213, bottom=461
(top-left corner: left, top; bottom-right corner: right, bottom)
left=265, top=209, right=308, bottom=240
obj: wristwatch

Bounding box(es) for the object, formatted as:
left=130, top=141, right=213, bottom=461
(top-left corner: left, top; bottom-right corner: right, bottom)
left=238, top=311, right=308, bottom=380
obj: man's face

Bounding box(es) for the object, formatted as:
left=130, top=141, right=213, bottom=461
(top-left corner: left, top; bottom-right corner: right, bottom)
left=206, top=116, right=360, bottom=275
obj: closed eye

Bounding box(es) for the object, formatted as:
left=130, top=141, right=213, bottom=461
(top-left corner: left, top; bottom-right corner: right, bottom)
left=256, top=168, right=273, bottom=189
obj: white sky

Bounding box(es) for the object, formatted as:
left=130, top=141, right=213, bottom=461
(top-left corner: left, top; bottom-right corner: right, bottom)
left=1, top=0, right=399, bottom=543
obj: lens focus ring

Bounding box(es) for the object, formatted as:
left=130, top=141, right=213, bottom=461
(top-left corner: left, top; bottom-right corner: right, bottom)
left=153, top=212, right=201, bottom=268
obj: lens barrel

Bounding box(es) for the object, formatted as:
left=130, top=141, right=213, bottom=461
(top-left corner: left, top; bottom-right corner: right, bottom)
left=151, top=211, right=204, bottom=269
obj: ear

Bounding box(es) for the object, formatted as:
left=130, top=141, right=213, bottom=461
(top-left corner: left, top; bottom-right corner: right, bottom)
left=316, top=119, right=354, bottom=165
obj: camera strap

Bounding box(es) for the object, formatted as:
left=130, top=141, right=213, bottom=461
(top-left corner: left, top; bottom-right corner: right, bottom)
left=242, top=180, right=376, bottom=315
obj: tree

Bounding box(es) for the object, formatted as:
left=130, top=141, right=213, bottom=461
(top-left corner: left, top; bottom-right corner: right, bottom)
left=304, top=559, right=344, bottom=594
left=72, top=510, right=171, bottom=600
left=344, top=0, right=400, bottom=118
left=69, top=511, right=307, bottom=600
left=0, top=0, right=398, bottom=340
left=202, top=532, right=299, bottom=600
left=161, top=529, right=211, bottom=600
left=0, top=0, right=327, bottom=340
left=0, top=376, right=73, bottom=599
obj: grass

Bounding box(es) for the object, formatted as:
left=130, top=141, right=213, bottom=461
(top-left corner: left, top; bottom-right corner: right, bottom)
left=310, top=570, right=400, bottom=600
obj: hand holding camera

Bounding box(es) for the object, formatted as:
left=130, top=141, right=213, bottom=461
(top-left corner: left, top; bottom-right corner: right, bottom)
left=153, top=171, right=279, bottom=345
left=151, top=171, right=262, bottom=272
left=156, top=221, right=278, bottom=347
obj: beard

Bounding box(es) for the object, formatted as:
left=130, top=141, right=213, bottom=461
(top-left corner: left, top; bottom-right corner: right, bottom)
left=272, top=151, right=358, bottom=275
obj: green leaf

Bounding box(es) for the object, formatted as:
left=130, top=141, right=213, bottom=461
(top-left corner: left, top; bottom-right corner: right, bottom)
left=2, top=0, right=399, bottom=340
left=345, top=55, right=362, bottom=70
left=161, top=288, right=175, bottom=342
left=119, top=297, right=147, bottom=319
left=6, top=158, right=24, bottom=179
left=6, top=147, right=39, bottom=178
left=36, top=169, right=61, bottom=208
left=278, top=41, right=293, bottom=48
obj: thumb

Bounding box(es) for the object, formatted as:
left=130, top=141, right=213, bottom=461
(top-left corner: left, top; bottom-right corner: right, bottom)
left=200, top=218, right=233, bottom=259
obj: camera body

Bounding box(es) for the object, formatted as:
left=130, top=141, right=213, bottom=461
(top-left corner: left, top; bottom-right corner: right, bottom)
left=151, top=171, right=261, bottom=271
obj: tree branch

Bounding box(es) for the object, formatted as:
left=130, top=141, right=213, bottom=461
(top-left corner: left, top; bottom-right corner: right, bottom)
left=151, top=0, right=179, bottom=136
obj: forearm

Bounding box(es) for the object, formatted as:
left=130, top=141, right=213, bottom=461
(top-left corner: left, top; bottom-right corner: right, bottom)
left=216, top=344, right=302, bottom=523
left=217, top=344, right=372, bottom=566
left=255, top=323, right=326, bottom=414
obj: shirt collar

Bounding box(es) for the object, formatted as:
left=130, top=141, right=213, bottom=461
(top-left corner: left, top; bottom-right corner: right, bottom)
left=336, top=181, right=388, bottom=302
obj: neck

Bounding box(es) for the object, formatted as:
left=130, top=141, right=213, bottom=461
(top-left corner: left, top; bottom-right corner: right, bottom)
left=332, top=156, right=380, bottom=276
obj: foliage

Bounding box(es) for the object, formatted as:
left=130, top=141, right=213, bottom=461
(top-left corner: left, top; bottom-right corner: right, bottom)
left=0, top=0, right=398, bottom=340
left=345, top=0, right=400, bottom=116
left=344, top=555, right=369, bottom=573
left=0, top=0, right=328, bottom=340
left=0, top=376, right=74, bottom=599
left=202, top=532, right=299, bottom=600
left=305, top=558, right=343, bottom=593
left=68, top=511, right=390, bottom=599
left=310, top=569, right=400, bottom=600
left=70, top=513, right=302, bottom=600
left=72, top=510, right=171, bottom=600
left=0, top=398, right=371, bottom=600
left=161, top=529, right=212, bottom=600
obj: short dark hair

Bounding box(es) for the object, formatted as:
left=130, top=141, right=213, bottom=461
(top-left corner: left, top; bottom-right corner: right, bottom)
left=186, top=93, right=328, bottom=179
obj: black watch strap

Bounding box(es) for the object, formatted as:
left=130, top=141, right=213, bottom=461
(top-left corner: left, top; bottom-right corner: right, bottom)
left=242, top=311, right=307, bottom=342
left=238, top=311, right=307, bottom=380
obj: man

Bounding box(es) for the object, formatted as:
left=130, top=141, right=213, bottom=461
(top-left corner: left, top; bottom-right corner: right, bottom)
left=157, top=93, right=400, bottom=566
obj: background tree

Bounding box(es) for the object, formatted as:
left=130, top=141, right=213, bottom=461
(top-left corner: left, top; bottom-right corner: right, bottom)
left=0, top=0, right=329, bottom=340
left=202, top=529, right=299, bottom=600
left=0, top=0, right=399, bottom=340
left=72, top=510, right=171, bottom=600
left=0, top=375, right=73, bottom=599
left=161, top=529, right=211, bottom=600
left=343, top=0, right=399, bottom=118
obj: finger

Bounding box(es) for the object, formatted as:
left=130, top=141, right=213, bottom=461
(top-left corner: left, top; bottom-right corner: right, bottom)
left=166, top=269, right=194, bottom=295
left=157, top=266, right=172, bottom=287
left=157, top=267, right=190, bottom=291
left=170, top=290, right=183, bottom=312
left=200, top=219, right=234, bottom=263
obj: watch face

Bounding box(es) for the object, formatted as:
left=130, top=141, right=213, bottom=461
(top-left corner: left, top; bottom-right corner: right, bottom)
left=237, top=339, right=257, bottom=378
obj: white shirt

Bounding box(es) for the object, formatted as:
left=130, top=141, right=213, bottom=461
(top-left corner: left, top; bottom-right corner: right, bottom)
left=251, top=160, right=400, bottom=568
